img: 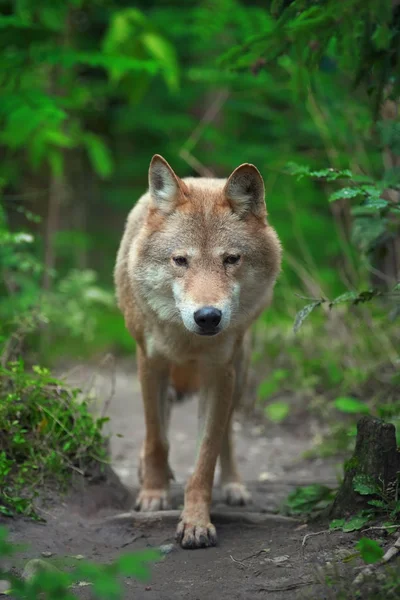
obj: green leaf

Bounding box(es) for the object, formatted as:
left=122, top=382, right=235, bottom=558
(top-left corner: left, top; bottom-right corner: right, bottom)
left=117, top=549, right=161, bottom=580
left=286, top=163, right=352, bottom=182
left=141, top=33, right=179, bottom=93
left=293, top=301, right=323, bottom=333
left=44, top=130, right=75, bottom=149
left=82, top=134, right=113, bottom=179
left=48, top=151, right=64, bottom=178
left=367, top=499, right=386, bottom=508
left=92, top=572, right=122, bottom=600
left=334, top=397, right=370, bottom=414
left=329, top=291, right=359, bottom=306
left=284, top=485, right=335, bottom=516
left=257, top=370, right=288, bottom=400
left=329, top=519, right=345, bottom=531
left=329, top=188, right=362, bottom=202
left=265, top=401, right=290, bottom=422
left=342, top=515, right=370, bottom=532
left=356, top=538, right=384, bottom=564
left=353, top=475, right=379, bottom=496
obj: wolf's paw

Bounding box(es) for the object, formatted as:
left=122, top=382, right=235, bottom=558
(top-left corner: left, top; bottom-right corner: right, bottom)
left=134, top=489, right=170, bottom=512
left=175, top=518, right=217, bottom=549
left=222, top=482, right=252, bottom=506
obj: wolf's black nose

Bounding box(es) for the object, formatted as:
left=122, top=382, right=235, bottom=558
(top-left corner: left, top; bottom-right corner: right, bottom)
left=194, top=306, right=222, bottom=333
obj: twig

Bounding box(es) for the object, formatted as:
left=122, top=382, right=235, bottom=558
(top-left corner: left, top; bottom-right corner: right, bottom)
left=353, top=535, right=400, bottom=586
left=231, top=549, right=269, bottom=565
left=179, top=89, right=230, bottom=177
left=251, top=580, right=315, bottom=592
left=361, top=525, right=400, bottom=534
left=294, top=293, right=324, bottom=302
left=302, top=529, right=330, bottom=547
left=229, top=555, right=247, bottom=567
left=180, top=149, right=214, bottom=178
left=119, top=533, right=145, bottom=549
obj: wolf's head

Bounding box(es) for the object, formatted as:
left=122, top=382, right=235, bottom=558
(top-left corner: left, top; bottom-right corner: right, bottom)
left=133, top=155, right=282, bottom=336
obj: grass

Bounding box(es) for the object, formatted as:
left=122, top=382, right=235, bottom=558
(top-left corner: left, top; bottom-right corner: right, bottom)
left=0, top=359, right=109, bottom=518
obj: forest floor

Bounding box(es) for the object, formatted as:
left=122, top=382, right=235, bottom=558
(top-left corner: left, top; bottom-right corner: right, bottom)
left=4, top=361, right=378, bottom=599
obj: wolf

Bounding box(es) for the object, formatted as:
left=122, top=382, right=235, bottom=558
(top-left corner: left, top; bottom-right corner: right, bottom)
left=114, top=155, right=282, bottom=549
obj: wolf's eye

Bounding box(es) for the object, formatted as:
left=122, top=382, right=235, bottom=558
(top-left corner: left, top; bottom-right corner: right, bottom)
left=224, top=254, right=241, bottom=266
left=172, top=256, right=188, bottom=267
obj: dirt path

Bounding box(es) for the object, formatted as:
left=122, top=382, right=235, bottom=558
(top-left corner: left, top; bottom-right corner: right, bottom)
left=4, top=362, right=357, bottom=599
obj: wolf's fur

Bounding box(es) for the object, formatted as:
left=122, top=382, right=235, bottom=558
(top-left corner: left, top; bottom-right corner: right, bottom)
left=114, top=155, right=282, bottom=549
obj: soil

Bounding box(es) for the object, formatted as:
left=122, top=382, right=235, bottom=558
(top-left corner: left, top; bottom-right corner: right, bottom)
left=1, top=362, right=387, bottom=599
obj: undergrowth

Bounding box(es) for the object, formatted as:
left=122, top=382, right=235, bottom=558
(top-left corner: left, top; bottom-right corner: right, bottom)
left=254, top=297, right=400, bottom=457
left=0, top=360, right=108, bottom=518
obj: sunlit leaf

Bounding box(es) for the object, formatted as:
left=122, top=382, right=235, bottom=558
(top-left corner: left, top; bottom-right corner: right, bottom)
left=334, top=397, right=370, bottom=414
left=265, top=402, right=290, bottom=422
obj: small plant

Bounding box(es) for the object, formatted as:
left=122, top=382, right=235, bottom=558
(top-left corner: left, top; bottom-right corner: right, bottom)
left=283, top=483, right=337, bottom=517
left=0, top=360, right=108, bottom=518
left=356, top=538, right=384, bottom=564
left=0, top=526, right=160, bottom=599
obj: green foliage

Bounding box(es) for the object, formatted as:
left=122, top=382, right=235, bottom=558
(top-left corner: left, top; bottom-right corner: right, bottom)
left=356, top=538, right=384, bottom=564
left=352, top=474, right=400, bottom=524
left=327, top=472, right=400, bottom=535
left=288, top=161, right=400, bottom=333
left=0, top=1, right=177, bottom=180
left=293, top=285, right=400, bottom=333
left=329, top=513, right=371, bottom=532
left=334, top=397, right=370, bottom=415
left=283, top=484, right=336, bottom=517
left=264, top=401, right=290, bottom=423
left=0, top=527, right=160, bottom=599
left=220, top=0, right=400, bottom=113
left=257, top=369, right=290, bottom=401
left=0, top=205, right=127, bottom=360
left=353, top=475, right=380, bottom=496
left=341, top=514, right=371, bottom=533
left=0, top=360, right=108, bottom=517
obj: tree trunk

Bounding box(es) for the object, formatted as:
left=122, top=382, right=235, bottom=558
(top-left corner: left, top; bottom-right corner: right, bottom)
left=42, top=173, right=67, bottom=291
left=370, top=97, right=400, bottom=289
left=330, top=416, right=400, bottom=518
left=42, top=8, right=72, bottom=291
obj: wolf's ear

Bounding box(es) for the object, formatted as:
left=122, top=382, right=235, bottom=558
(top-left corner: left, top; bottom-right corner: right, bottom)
left=149, top=155, right=185, bottom=214
left=224, top=164, right=266, bottom=218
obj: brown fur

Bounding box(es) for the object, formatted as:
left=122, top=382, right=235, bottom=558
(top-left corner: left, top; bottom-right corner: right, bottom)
left=170, top=362, right=200, bottom=396
left=114, top=155, right=282, bottom=549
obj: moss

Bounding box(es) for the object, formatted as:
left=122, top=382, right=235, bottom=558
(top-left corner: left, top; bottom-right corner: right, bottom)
left=344, top=456, right=360, bottom=472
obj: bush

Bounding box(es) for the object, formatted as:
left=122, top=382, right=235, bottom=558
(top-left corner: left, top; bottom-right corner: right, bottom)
left=0, top=360, right=108, bottom=518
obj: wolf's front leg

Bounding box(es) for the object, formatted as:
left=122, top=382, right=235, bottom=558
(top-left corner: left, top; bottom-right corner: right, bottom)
left=135, top=348, right=172, bottom=511
left=176, top=365, right=235, bottom=548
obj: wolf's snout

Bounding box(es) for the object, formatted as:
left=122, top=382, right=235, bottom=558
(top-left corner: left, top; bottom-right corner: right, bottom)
left=194, top=306, right=222, bottom=334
